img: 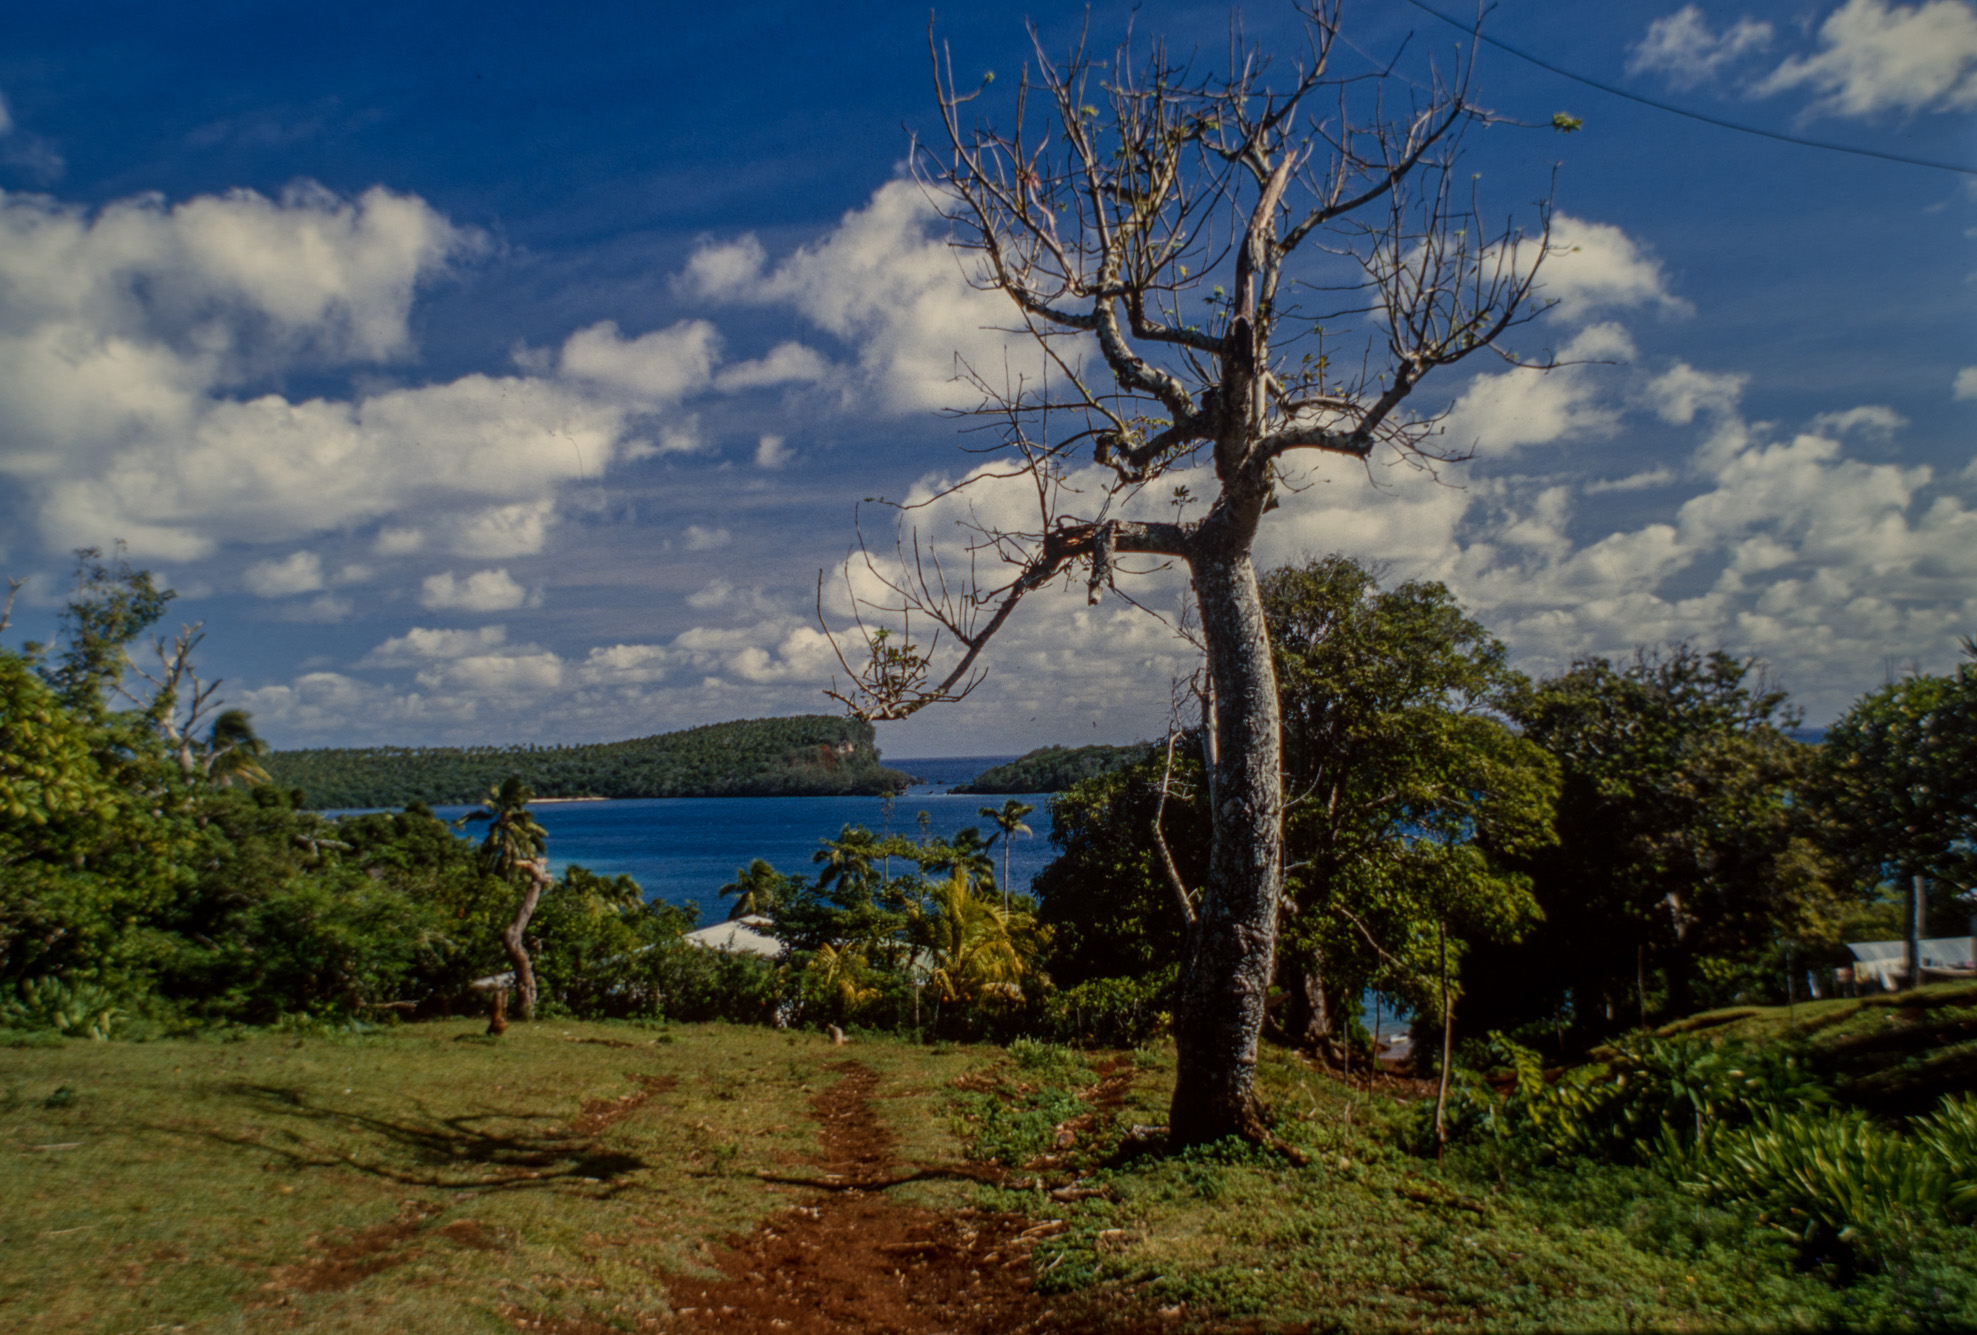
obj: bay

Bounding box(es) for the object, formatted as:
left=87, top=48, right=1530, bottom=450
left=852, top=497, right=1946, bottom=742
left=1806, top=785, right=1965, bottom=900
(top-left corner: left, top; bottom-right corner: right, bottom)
left=399, top=753, right=1416, bottom=1036
left=415, top=755, right=1056, bottom=920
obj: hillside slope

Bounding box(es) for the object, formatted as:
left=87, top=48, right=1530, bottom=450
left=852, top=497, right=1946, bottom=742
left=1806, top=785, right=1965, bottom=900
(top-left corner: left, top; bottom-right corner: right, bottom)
left=955, top=742, right=1153, bottom=794
left=267, top=715, right=916, bottom=808
left=1659, top=979, right=1977, bottom=1116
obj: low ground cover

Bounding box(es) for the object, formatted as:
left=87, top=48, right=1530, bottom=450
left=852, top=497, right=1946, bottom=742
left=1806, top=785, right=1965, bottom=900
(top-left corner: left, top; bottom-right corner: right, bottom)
left=3, top=1002, right=1973, bottom=1332
left=961, top=1038, right=1975, bottom=1330
left=0, top=1020, right=983, bottom=1332
left=1664, top=980, right=1977, bottom=1116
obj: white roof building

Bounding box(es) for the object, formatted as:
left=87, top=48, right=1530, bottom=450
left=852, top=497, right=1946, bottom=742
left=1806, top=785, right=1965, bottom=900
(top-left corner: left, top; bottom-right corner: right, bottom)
left=1846, top=937, right=1976, bottom=989
left=682, top=915, right=783, bottom=959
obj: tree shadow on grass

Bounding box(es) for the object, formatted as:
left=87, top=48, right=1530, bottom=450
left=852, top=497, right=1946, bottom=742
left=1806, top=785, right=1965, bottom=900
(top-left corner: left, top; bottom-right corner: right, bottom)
left=182, top=1082, right=653, bottom=1195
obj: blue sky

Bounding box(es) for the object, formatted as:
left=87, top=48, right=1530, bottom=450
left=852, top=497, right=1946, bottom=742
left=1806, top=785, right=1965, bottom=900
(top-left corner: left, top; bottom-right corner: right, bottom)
left=0, top=0, right=1972, bottom=757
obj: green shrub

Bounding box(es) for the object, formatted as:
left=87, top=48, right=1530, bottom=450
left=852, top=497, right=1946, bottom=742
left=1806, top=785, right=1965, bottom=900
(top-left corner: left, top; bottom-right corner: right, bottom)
left=599, top=941, right=783, bottom=1025
left=1438, top=1031, right=1826, bottom=1163
left=1035, top=969, right=1173, bottom=1048
left=956, top=1085, right=1086, bottom=1166
left=1677, top=1104, right=1965, bottom=1266
left=0, top=976, right=124, bottom=1040
left=1913, top=1094, right=1977, bottom=1221
left=1008, top=1036, right=1094, bottom=1086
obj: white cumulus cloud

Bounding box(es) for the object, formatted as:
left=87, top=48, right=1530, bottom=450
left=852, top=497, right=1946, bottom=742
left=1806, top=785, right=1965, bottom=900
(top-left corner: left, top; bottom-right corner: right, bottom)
left=419, top=568, right=532, bottom=612
left=679, top=180, right=1055, bottom=413
left=360, top=624, right=509, bottom=666
left=1755, top=0, right=1977, bottom=116
left=1629, top=6, right=1775, bottom=87
left=0, top=179, right=739, bottom=568
left=714, top=341, right=830, bottom=392
left=1438, top=323, right=1636, bottom=457
left=754, top=434, right=792, bottom=468
left=557, top=319, right=719, bottom=403
left=242, top=549, right=325, bottom=596
left=1531, top=216, right=1691, bottom=324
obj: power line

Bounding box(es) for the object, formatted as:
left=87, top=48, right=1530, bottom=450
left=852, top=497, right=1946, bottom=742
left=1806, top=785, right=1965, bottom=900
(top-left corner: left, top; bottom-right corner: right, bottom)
left=1400, top=0, right=1977, bottom=177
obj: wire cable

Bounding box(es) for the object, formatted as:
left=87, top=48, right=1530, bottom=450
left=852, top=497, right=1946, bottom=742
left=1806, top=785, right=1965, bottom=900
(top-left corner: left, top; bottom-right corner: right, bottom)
left=1400, top=0, right=1977, bottom=176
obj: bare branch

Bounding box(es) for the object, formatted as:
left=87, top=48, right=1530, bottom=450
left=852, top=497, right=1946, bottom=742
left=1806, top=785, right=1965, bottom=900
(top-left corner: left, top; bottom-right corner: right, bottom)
left=1152, top=700, right=1199, bottom=928
left=125, top=625, right=228, bottom=778
left=0, top=577, right=22, bottom=635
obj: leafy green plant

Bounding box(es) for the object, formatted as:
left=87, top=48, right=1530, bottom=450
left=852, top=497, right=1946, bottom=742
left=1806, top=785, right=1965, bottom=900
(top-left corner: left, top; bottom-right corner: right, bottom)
left=1008, top=1036, right=1094, bottom=1087
left=1912, top=1093, right=1977, bottom=1221
left=1679, top=1105, right=1961, bottom=1265
left=0, top=976, right=124, bottom=1040
left=1438, top=1031, right=1828, bottom=1164
left=1037, top=971, right=1173, bottom=1048
left=956, top=1085, right=1086, bottom=1166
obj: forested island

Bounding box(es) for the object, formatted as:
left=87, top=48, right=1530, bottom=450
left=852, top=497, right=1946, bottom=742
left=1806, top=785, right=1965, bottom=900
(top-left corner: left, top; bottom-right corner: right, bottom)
left=954, top=742, right=1153, bottom=793
left=265, top=715, right=916, bottom=808
left=7, top=545, right=1977, bottom=1328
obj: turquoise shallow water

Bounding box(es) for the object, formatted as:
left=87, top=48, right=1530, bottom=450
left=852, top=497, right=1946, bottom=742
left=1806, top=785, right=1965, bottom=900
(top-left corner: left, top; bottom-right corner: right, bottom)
left=409, top=755, right=1052, bottom=918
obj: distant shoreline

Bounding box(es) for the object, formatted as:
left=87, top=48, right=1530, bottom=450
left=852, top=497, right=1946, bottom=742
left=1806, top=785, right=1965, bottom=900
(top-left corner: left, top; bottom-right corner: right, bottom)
left=531, top=796, right=610, bottom=804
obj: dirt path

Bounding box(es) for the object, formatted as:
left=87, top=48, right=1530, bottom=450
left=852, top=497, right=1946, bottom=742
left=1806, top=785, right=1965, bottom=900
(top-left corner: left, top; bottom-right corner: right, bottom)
left=669, top=1059, right=1161, bottom=1334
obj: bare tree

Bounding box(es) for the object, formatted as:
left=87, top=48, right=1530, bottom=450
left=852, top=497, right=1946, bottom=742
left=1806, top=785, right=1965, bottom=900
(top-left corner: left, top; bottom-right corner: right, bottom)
left=825, top=4, right=1556, bottom=1147
left=124, top=625, right=227, bottom=780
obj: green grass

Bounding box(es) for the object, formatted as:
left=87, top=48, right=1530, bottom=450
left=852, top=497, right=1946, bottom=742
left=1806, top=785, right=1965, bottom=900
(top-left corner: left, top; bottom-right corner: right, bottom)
left=951, top=1040, right=1977, bottom=1331
left=6, top=1014, right=1974, bottom=1332
left=0, top=1019, right=988, bottom=1332
left=1660, top=981, right=1977, bottom=1116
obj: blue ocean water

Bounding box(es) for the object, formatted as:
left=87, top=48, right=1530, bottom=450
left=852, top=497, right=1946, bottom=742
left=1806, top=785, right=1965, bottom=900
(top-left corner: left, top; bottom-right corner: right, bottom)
left=361, top=753, right=1414, bottom=1031
left=416, top=755, right=1052, bottom=919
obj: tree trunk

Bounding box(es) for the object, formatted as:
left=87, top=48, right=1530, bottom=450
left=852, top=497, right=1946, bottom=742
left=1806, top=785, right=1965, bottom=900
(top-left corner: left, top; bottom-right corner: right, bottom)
left=1277, top=951, right=1345, bottom=1065
left=1433, top=920, right=1453, bottom=1158
left=1906, top=873, right=1925, bottom=991
left=1171, top=550, right=1284, bottom=1147
left=503, top=859, right=553, bottom=1021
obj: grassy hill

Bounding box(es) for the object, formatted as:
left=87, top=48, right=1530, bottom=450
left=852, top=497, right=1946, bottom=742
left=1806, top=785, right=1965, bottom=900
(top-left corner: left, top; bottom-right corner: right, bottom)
left=266, top=714, right=917, bottom=809
left=1658, top=979, right=1977, bottom=1116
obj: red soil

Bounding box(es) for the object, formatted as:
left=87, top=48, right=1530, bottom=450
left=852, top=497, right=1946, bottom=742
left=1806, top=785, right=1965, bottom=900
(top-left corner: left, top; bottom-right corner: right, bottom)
left=669, top=1059, right=1168, bottom=1334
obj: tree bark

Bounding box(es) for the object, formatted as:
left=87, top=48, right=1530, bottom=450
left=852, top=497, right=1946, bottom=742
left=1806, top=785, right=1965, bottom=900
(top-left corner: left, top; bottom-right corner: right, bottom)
left=1433, top=920, right=1453, bottom=1158
left=1276, top=950, right=1344, bottom=1065
left=503, top=859, right=552, bottom=1021
left=1171, top=549, right=1284, bottom=1146
left=1907, top=873, right=1925, bottom=990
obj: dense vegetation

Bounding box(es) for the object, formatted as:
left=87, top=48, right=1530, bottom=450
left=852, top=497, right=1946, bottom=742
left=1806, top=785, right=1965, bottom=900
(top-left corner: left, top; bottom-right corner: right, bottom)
left=265, top=715, right=916, bottom=808
left=0, top=550, right=788, bottom=1031
left=953, top=742, right=1153, bottom=794
left=5, top=546, right=1975, bottom=1323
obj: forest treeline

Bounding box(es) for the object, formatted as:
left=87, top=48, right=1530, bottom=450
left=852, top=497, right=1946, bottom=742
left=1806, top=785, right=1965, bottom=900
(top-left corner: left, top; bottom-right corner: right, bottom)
left=265, top=716, right=917, bottom=809
left=954, top=742, right=1153, bottom=794
left=3, top=547, right=1972, bottom=1056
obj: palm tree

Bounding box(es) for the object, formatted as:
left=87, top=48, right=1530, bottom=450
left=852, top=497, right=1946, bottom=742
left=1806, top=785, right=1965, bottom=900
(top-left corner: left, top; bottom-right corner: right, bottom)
left=204, top=708, right=272, bottom=788
left=802, top=942, right=879, bottom=1017
left=813, top=824, right=881, bottom=901
left=719, top=858, right=787, bottom=921
left=923, top=825, right=997, bottom=892
left=979, top=800, right=1035, bottom=913
left=461, top=777, right=553, bottom=1022
left=906, top=868, right=1026, bottom=1005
